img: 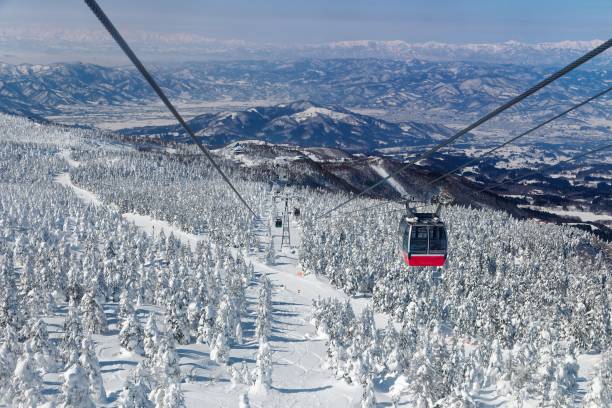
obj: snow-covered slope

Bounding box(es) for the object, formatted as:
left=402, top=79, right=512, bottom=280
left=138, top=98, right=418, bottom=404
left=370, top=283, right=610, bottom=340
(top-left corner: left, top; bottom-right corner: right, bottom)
left=120, top=101, right=452, bottom=151
left=0, top=114, right=610, bottom=407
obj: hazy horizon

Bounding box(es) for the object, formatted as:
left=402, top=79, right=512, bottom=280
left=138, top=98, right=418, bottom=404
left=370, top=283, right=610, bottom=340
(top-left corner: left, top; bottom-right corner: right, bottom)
left=0, top=0, right=610, bottom=64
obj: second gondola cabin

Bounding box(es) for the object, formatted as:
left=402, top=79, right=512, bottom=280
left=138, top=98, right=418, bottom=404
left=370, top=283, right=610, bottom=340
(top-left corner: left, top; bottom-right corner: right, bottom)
left=399, top=212, right=447, bottom=267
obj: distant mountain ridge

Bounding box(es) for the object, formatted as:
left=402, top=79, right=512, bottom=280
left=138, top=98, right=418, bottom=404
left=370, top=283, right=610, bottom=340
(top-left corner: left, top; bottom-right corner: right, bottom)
left=0, top=59, right=608, bottom=120
left=119, top=101, right=455, bottom=151
left=0, top=27, right=609, bottom=66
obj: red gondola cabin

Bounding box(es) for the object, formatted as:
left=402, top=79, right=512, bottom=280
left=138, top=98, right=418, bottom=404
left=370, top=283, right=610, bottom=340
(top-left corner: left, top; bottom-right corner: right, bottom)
left=399, top=213, right=447, bottom=267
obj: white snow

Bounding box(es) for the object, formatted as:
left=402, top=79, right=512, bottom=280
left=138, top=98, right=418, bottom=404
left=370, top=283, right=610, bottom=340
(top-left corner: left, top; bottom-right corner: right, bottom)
left=55, top=159, right=384, bottom=407
left=519, top=205, right=612, bottom=223
left=370, top=162, right=409, bottom=197
left=55, top=172, right=102, bottom=206
left=4, top=117, right=605, bottom=407
left=290, top=107, right=361, bottom=125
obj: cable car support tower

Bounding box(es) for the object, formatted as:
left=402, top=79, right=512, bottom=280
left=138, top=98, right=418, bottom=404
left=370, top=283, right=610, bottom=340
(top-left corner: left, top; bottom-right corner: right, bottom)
left=280, top=196, right=291, bottom=249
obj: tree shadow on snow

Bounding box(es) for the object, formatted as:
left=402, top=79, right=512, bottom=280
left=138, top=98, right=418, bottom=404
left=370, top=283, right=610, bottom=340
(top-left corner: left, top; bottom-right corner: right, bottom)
left=269, top=334, right=307, bottom=344
left=100, top=360, right=138, bottom=368
left=271, top=310, right=301, bottom=318
left=177, top=348, right=209, bottom=359
left=272, top=300, right=305, bottom=307
left=229, top=356, right=255, bottom=365
left=274, top=385, right=333, bottom=394
left=188, top=374, right=231, bottom=383
left=42, top=383, right=61, bottom=396
left=271, top=318, right=301, bottom=327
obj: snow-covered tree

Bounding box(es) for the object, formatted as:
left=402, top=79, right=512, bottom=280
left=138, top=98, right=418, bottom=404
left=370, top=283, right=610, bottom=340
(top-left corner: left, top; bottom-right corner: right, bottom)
left=210, top=331, right=230, bottom=365
left=118, top=287, right=136, bottom=321
left=80, top=289, right=108, bottom=334
left=57, top=364, right=95, bottom=408
left=26, top=318, right=56, bottom=372
left=10, top=346, right=44, bottom=408
left=143, top=313, right=160, bottom=360
left=61, top=303, right=84, bottom=366
left=161, top=382, right=186, bottom=408
left=0, top=325, right=20, bottom=396
left=251, top=342, right=272, bottom=394
left=197, top=302, right=216, bottom=345
left=119, top=312, right=144, bottom=354
left=118, top=365, right=154, bottom=408
left=582, top=375, right=610, bottom=407
left=152, top=335, right=182, bottom=384
left=361, top=377, right=377, bottom=408
left=265, top=238, right=276, bottom=266
left=165, top=301, right=190, bottom=345
left=79, top=337, right=106, bottom=402
left=255, top=276, right=272, bottom=344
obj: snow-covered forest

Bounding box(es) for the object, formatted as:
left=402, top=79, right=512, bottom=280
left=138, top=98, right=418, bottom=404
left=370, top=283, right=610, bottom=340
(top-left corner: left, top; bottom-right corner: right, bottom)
left=0, top=112, right=610, bottom=407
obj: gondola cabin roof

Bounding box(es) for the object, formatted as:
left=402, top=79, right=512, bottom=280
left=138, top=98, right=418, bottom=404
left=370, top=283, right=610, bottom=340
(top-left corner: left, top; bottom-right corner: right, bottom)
left=399, top=213, right=443, bottom=233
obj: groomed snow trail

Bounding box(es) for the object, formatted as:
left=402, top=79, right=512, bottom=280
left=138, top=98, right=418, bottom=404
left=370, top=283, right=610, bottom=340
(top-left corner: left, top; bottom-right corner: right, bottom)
left=370, top=161, right=409, bottom=197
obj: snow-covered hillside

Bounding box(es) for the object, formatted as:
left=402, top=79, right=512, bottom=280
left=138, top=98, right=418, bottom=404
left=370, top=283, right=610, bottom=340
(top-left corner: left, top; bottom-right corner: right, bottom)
left=0, top=114, right=610, bottom=407
left=119, top=101, right=448, bottom=151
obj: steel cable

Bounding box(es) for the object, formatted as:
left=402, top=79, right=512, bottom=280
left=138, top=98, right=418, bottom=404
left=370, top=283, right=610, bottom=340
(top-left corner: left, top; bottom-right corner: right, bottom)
left=84, top=0, right=258, bottom=218
left=317, top=39, right=612, bottom=219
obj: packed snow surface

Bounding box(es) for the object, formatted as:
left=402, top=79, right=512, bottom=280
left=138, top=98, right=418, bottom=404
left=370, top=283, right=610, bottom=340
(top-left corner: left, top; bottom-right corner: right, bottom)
left=370, top=162, right=409, bottom=197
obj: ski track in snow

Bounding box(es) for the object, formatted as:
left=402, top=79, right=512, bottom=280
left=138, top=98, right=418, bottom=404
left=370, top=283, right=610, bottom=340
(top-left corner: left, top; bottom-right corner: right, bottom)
left=55, top=172, right=102, bottom=206
left=370, top=162, right=409, bottom=197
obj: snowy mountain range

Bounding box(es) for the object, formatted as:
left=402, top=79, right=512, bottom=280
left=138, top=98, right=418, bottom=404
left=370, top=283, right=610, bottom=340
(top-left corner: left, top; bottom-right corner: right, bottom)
left=295, top=39, right=612, bottom=66
left=1, top=58, right=609, bottom=121
left=120, top=101, right=455, bottom=151
left=1, top=27, right=610, bottom=66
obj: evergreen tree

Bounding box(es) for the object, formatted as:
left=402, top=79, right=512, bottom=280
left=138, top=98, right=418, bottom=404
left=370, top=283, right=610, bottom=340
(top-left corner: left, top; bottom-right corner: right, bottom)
left=61, top=303, right=84, bottom=366
left=409, top=348, right=436, bottom=408
left=143, top=313, right=159, bottom=361
left=165, top=302, right=190, bottom=345
left=79, top=337, right=106, bottom=402
left=0, top=254, right=22, bottom=330
left=197, top=304, right=215, bottom=345
left=210, top=331, right=229, bottom=365
left=57, top=364, right=95, bottom=408
left=26, top=318, right=56, bottom=372
left=11, top=346, right=44, bottom=408
left=117, top=367, right=154, bottom=408
left=255, top=276, right=272, bottom=344
left=118, top=287, right=136, bottom=321
left=152, top=335, right=182, bottom=384
left=162, top=382, right=186, bottom=408
left=119, top=312, right=144, bottom=354
left=0, top=325, right=20, bottom=395
left=582, top=375, right=610, bottom=407
left=361, top=377, right=377, bottom=408
left=485, top=339, right=504, bottom=389
left=265, top=239, right=275, bottom=266
left=80, top=289, right=108, bottom=334
left=252, top=342, right=272, bottom=394
left=389, top=374, right=410, bottom=407
left=382, top=320, right=402, bottom=376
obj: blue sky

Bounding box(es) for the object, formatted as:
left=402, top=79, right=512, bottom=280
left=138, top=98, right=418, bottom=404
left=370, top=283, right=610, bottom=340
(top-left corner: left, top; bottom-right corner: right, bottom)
left=1, top=0, right=610, bottom=44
